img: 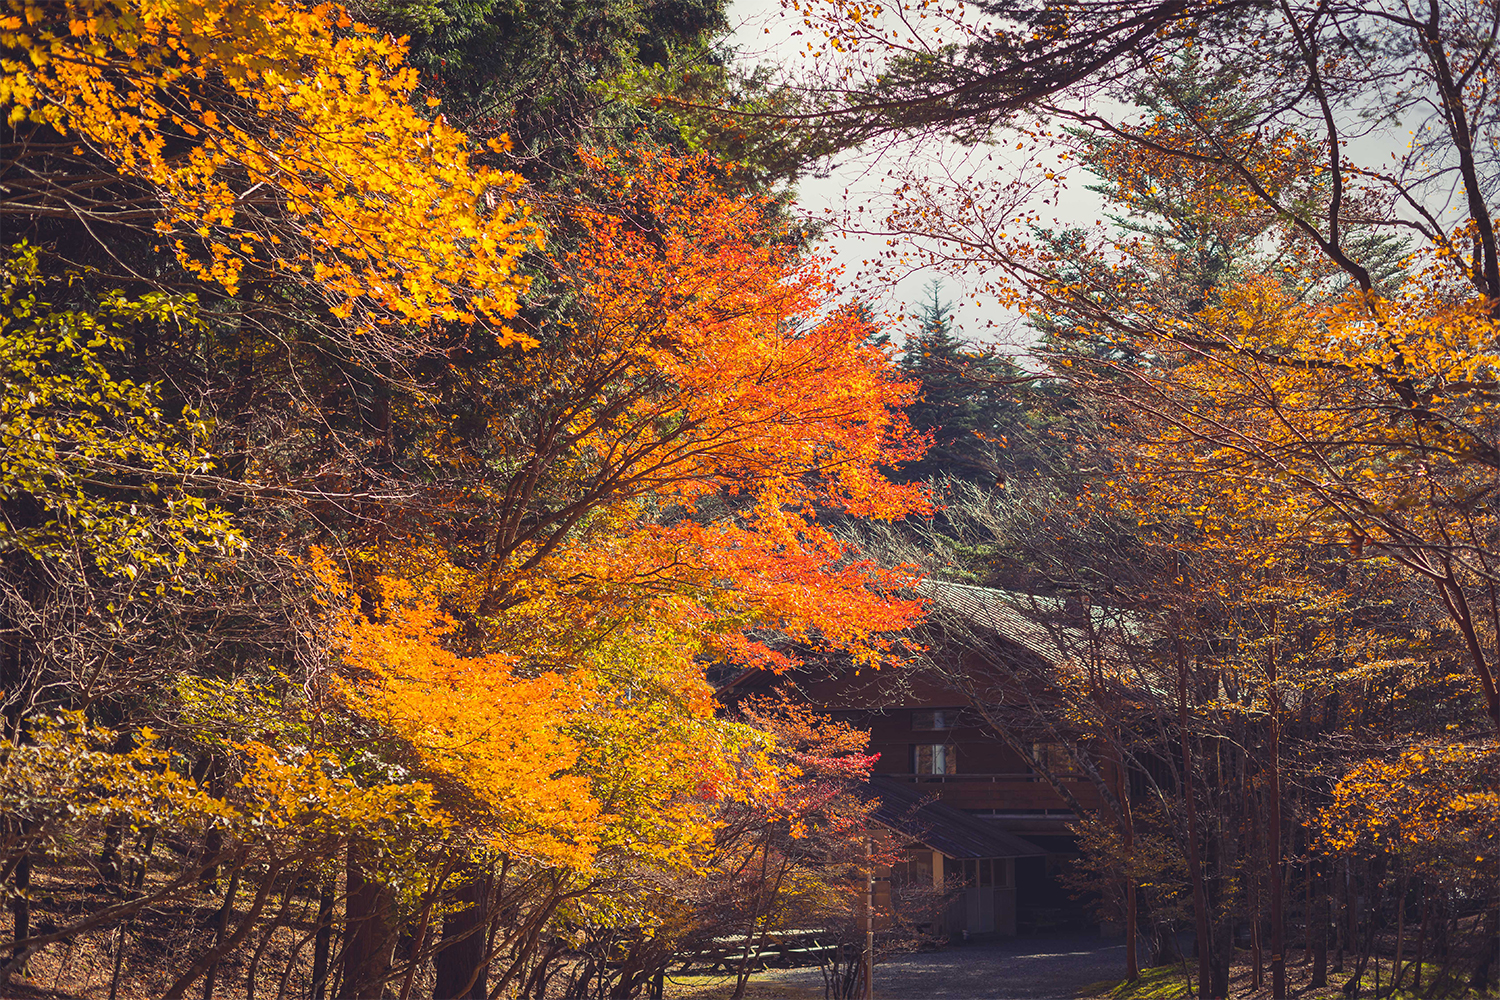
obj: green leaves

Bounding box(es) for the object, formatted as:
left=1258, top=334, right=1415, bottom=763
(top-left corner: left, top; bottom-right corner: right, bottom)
left=0, top=242, right=242, bottom=585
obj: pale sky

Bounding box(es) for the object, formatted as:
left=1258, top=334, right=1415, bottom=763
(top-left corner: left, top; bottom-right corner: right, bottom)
left=724, top=0, right=1106, bottom=354
left=722, top=0, right=1428, bottom=353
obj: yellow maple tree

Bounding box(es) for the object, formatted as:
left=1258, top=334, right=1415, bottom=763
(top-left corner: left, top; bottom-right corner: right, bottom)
left=0, top=0, right=538, bottom=336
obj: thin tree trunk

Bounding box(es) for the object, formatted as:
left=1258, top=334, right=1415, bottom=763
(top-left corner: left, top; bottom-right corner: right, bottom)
left=1343, top=875, right=1379, bottom=998
left=107, top=921, right=129, bottom=1000
left=202, top=865, right=242, bottom=1000
left=1407, top=892, right=1429, bottom=994
left=159, top=865, right=280, bottom=1000
left=1467, top=905, right=1497, bottom=994
left=1176, top=634, right=1211, bottom=1000
left=11, top=851, right=30, bottom=977
left=1252, top=880, right=1263, bottom=991
left=1247, top=754, right=1262, bottom=992
left=1267, top=640, right=1286, bottom=1000
left=1334, top=861, right=1345, bottom=975
left=1425, top=898, right=1459, bottom=999
left=1304, top=858, right=1314, bottom=967
left=1384, top=874, right=1408, bottom=999
left=1312, top=860, right=1329, bottom=988
left=311, top=876, right=337, bottom=1000
left=99, top=824, right=124, bottom=888
left=130, top=826, right=158, bottom=894
left=730, top=828, right=776, bottom=1000
left=1117, top=747, right=1139, bottom=982
left=244, top=882, right=297, bottom=1000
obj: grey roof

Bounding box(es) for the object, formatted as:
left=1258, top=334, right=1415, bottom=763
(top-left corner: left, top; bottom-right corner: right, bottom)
left=916, top=579, right=1141, bottom=664
left=863, top=775, right=1049, bottom=859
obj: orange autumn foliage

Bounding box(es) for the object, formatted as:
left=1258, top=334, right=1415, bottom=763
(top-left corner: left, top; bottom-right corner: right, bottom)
left=454, top=149, right=932, bottom=669
left=323, top=566, right=600, bottom=868
left=309, top=151, right=934, bottom=876
left=323, top=557, right=791, bottom=877
left=1320, top=741, right=1500, bottom=860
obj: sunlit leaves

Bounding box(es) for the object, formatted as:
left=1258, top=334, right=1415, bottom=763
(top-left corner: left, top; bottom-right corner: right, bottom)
left=0, top=0, right=539, bottom=338
left=324, top=564, right=600, bottom=868
left=0, top=243, right=241, bottom=583
left=1320, top=741, right=1500, bottom=861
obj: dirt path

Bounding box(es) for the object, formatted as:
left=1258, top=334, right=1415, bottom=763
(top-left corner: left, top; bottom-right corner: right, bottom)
left=667, top=933, right=1131, bottom=1000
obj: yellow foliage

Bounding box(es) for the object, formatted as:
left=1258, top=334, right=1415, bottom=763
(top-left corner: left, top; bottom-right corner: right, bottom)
left=0, top=0, right=539, bottom=335
left=1103, top=274, right=1500, bottom=564
left=0, top=713, right=443, bottom=873
left=323, top=564, right=602, bottom=868
left=1319, top=741, right=1500, bottom=858
left=0, top=243, right=242, bottom=581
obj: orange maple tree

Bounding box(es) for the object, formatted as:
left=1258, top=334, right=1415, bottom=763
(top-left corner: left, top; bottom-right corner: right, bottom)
left=298, top=151, right=934, bottom=987
left=425, top=148, right=932, bottom=673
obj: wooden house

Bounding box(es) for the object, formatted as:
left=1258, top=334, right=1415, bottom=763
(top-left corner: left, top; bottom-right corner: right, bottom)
left=722, top=580, right=1135, bottom=938
left=866, top=775, right=1045, bottom=937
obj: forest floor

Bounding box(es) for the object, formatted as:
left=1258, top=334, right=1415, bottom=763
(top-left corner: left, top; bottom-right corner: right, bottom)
left=1081, top=954, right=1500, bottom=1000
left=7, top=924, right=1498, bottom=999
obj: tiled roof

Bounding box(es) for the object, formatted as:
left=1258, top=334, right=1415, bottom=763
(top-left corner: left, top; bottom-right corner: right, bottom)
left=915, top=579, right=1139, bottom=665
left=863, top=775, right=1049, bottom=859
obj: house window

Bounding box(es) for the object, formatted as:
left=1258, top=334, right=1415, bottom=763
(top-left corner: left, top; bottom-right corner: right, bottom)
left=1033, top=742, right=1083, bottom=779
left=912, top=743, right=956, bottom=774
left=912, top=709, right=955, bottom=731
left=904, top=850, right=934, bottom=886
left=950, top=858, right=1009, bottom=888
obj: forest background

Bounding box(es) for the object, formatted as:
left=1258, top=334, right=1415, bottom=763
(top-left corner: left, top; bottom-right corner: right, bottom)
left=2, top=0, right=1500, bottom=997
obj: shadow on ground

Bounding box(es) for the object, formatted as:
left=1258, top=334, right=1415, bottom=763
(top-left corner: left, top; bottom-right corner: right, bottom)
left=664, top=933, right=1132, bottom=1000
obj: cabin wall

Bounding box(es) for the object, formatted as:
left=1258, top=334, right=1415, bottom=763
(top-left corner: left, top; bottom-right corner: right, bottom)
left=792, top=667, right=1106, bottom=825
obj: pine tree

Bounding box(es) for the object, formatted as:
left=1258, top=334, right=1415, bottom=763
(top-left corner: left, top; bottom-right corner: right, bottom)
left=895, top=281, right=1022, bottom=485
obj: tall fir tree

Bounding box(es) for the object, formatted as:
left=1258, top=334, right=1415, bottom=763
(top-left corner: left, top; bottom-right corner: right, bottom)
left=896, top=282, right=1023, bottom=485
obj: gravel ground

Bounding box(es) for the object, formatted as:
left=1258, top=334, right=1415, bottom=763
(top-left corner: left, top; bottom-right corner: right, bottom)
left=671, top=933, right=1132, bottom=1000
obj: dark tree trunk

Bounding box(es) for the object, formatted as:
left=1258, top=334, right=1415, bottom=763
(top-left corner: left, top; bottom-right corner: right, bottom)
left=1152, top=922, right=1181, bottom=967
left=201, top=866, right=241, bottom=1000
left=433, top=873, right=489, bottom=1000
left=1342, top=880, right=1378, bottom=999
left=10, top=852, right=30, bottom=976
left=1468, top=906, right=1498, bottom=994
left=1311, top=862, right=1329, bottom=989
left=1207, top=737, right=1238, bottom=1000
left=311, top=877, right=337, bottom=1000
left=200, top=767, right=226, bottom=889
left=1117, top=750, right=1139, bottom=982
left=1267, top=643, right=1286, bottom=1000
left=1408, top=892, right=1428, bottom=994
left=99, top=823, right=124, bottom=888
left=1338, top=863, right=1350, bottom=971
left=339, top=845, right=397, bottom=1000
left=1177, top=636, right=1212, bottom=999
left=107, top=922, right=129, bottom=1000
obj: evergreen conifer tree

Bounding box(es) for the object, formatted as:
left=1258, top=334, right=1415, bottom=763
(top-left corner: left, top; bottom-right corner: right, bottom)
left=896, top=282, right=1022, bottom=485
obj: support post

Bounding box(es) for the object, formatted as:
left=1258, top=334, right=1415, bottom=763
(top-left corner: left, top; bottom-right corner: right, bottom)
left=864, top=836, right=874, bottom=1000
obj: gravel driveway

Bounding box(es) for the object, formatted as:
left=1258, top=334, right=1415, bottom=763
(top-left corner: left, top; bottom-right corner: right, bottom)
left=735, top=933, right=1131, bottom=999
